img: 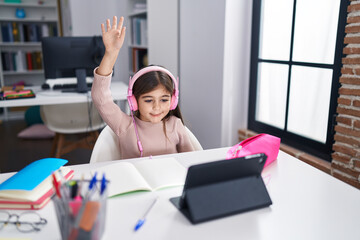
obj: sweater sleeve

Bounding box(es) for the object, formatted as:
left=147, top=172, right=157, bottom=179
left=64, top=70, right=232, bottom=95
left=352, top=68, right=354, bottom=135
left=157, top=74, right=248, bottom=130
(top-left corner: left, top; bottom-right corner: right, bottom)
left=91, top=68, right=132, bottom=136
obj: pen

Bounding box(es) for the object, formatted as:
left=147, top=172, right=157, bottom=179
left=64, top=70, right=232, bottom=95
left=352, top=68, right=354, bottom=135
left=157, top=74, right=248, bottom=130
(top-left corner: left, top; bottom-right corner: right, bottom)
left=52, top=173, right=61, bottom=198
left=68, top=180, right=78, bottom=198
left=58, top=168, right=71, bottom=200
left=100, top=173, right=107, bottom=196
left=75, top=174, right=84, bottom=201
left=87, top=173, right=98, bottom=196
left=134, top=197, right=159, bottom=232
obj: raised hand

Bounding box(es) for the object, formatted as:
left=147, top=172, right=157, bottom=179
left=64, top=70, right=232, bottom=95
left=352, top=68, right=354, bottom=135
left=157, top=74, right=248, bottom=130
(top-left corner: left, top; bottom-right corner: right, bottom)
left=101, top=16, right=126, bottom=54
left=97, top=16, right=126, bottom=76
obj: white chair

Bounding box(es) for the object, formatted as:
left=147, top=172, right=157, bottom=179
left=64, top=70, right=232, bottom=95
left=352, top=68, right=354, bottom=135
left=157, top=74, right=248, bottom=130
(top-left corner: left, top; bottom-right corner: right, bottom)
left=40, top=102, right=105, bottom=158
left=89, top=125, right=202, bottom=163
left=89, top=125, right=121, bottom=163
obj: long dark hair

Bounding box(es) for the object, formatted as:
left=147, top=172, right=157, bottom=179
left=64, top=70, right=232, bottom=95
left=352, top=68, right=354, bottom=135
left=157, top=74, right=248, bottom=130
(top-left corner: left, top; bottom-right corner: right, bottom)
left=133, top=68, right=185, bottom=125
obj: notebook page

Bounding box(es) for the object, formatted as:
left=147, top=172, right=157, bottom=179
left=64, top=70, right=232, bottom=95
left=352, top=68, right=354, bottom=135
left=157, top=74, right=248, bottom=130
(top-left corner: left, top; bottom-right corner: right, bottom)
left=134, top=157, right=187, bottom=191
left=95, top=162, right=152, bottom=197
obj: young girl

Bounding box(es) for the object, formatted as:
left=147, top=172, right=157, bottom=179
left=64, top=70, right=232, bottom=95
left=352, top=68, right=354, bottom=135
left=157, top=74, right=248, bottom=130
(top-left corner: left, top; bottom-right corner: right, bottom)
left=91, top=16, right=195, bottom=159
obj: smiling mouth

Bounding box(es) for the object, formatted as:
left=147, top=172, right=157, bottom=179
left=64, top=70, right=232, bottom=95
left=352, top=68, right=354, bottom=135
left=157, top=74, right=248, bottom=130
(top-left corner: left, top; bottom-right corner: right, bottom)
left=151, top=113, right=162, bottom=117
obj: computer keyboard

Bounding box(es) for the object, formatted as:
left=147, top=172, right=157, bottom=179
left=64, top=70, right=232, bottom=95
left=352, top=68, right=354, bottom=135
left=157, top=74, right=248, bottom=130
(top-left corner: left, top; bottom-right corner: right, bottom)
left=45, top=77, right=93, bottom=90
left=53, top=82, right=93, bottom=90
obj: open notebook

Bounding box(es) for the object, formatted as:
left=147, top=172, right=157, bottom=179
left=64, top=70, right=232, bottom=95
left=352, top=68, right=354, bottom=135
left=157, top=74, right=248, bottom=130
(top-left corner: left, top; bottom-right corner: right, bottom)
left=95, top=157, right=187, bottom=197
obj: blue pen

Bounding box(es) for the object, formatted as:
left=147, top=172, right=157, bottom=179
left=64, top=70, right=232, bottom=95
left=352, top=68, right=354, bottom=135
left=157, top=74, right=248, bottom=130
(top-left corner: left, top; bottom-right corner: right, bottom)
left=134, top=197, right=159, bottom=232
left=75, top=173, right=97, bottom=223
left=89, top=173, right=97, bottom=188
left=100, top=173, right=107, bottom=196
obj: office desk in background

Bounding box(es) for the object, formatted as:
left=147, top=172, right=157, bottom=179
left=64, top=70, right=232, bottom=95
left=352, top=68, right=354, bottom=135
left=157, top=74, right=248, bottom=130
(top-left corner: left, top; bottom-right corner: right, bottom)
left=0, top=148, right=360, bottom=240
left=0, top=81, right=128, bottom=108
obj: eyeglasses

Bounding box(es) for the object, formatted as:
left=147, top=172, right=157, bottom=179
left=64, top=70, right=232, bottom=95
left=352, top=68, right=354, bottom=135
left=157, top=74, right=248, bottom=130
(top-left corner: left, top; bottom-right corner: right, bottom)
left=0, top=211, right=47, bottom=232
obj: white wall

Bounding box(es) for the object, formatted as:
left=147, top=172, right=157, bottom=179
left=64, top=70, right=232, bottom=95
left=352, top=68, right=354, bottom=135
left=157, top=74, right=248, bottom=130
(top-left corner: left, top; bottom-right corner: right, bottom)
left=148, top=0, right=178, bottom=76
left=180, top=0, right=252, bottom=149
left=65, top=0, right=129, bottom=83
left=180, top=0, right=226, bottom=149
left=221, top=0, right=252, bottom=147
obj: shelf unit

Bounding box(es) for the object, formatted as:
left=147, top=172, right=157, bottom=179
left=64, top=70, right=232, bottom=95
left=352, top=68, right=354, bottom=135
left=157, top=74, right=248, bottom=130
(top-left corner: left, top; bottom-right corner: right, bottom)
left=0, top=0, right=60, bottom=120
left=127, top=0, right=148, bottom=75
left=127, top=0, right=179, bottom=77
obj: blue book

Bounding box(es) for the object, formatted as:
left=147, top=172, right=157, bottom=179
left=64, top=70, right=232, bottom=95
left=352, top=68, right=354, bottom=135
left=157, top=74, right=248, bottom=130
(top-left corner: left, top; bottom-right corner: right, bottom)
left=7, top=22, right=14, bottom=42
left=28, top=24, right=37, bottom=42
left=136, top=18, right=141, bottom=45
left=1, top=23, right=10, bottom=42
left=0, top=158, right=73, bottom=202
left=0, top=158, right=68, bottom=191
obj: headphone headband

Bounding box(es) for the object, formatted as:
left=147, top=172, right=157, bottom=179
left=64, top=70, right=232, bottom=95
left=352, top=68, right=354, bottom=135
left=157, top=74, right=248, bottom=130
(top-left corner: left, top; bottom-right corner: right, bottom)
left=127, top=66, right=179, bottom=111
left=128, top=66, right=178, bottom=93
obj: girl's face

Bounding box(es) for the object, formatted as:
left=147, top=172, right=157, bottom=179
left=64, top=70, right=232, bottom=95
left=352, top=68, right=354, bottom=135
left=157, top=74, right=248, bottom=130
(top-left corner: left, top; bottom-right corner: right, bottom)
left=138, top=85, right=171, bottom=123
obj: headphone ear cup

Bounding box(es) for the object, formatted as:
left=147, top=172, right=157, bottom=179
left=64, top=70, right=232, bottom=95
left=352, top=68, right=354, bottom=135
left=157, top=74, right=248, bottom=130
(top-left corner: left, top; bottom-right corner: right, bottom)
left=128, top=95, right=138, bottom=111
left=170, top=95, right=178, bottom=110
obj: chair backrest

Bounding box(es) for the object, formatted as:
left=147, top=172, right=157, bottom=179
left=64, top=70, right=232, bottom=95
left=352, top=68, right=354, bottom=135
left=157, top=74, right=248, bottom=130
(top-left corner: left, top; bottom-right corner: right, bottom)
left=90, top=125, right=121, bottom=163
left=40, top=103, right=105, bottom=134
left=185, top=126, right=203, bottom=151
left=89, top=125, right=202, bottom=163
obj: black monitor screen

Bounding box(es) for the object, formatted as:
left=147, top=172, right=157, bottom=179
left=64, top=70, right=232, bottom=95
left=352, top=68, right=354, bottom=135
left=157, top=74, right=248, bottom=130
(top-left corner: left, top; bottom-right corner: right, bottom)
left=41, top=36, right=105, bottom=93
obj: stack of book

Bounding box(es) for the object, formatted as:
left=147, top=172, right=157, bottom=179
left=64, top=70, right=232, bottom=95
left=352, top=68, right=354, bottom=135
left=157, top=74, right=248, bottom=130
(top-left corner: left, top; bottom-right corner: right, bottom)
left=131, top=48, right=148, bottom=73
left=0, top=158, right=74, bottom=210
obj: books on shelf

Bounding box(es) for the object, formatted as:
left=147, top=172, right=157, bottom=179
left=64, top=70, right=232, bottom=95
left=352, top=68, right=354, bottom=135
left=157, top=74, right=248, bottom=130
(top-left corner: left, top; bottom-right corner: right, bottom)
left=1, top=50, right=43, bottom=71
left=15, top=50, right=26, bottom=71
left=1, top=22, right=58, bottom=43
left=95, top=157, right=187, bottom=197
left=12, top=22, right=20, bottom=42
left=0, top=158, right=74, bottom=210
left=132, top=48, right=148, bottom=73
left=131, top=17, right=147, bottom=46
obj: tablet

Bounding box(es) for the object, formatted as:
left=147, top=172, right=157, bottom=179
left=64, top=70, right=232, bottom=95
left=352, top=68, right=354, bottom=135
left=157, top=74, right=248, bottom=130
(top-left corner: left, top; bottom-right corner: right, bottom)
left=170, top=153, right=272, bottom=224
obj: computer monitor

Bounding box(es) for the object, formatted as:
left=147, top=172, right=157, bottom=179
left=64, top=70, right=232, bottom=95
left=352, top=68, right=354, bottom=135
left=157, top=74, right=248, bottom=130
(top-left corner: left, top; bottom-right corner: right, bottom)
left=41, top=36, right=105, bottom=93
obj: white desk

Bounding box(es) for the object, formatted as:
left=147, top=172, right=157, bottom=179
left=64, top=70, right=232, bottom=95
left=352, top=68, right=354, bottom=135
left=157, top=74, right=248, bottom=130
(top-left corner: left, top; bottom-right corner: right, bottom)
left=1, top=148, right=360, bottom=240
left=0, top=81, right=128, bottom=108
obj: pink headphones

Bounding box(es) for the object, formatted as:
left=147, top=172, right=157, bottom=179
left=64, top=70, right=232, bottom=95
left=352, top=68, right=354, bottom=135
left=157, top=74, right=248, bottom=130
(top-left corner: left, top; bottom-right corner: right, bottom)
left=127, top=66, right=179, bottom=111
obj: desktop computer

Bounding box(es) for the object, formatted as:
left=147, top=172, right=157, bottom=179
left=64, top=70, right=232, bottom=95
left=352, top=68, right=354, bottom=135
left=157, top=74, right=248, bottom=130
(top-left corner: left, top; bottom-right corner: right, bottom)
left=41, top=36, right=105, bottom=93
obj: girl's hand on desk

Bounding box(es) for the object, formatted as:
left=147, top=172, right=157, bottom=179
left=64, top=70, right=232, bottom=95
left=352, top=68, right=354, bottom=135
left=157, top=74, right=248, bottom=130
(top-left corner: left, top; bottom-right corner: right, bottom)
left=101, top=16, right=126, bottom=54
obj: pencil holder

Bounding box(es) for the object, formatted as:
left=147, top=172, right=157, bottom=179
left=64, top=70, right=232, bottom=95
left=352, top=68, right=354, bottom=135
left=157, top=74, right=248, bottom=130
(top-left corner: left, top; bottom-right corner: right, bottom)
left=52, top=179, right=108, bottom=240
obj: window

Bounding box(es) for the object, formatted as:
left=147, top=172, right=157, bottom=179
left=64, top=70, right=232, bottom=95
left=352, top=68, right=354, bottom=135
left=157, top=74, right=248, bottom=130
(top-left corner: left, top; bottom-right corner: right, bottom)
left=248, top=0, right=347, bottom=161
